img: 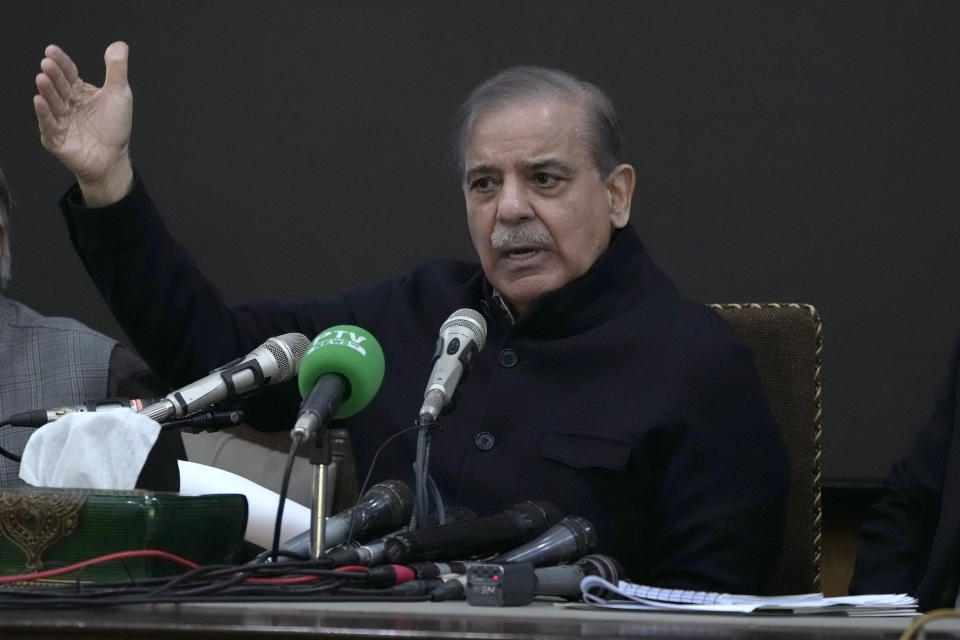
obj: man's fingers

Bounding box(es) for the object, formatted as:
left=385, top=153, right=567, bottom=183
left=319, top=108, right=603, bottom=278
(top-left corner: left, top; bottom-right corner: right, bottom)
left=103, top=41, right=129, bottom=90
left=39, top=57, right=73, bottom=104
left=33, top=95, right=59, bottom=147
left=35, top=72, right=67, bottom=118
left=44, top=44, right=79, bottom=86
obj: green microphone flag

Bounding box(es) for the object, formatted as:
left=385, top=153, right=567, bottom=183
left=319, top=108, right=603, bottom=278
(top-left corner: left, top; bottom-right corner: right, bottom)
left=298, top=325, right=385, bottom=419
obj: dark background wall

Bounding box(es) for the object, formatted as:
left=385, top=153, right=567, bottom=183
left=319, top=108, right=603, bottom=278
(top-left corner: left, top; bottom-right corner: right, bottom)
left=1, top=1, right=958, bottom=487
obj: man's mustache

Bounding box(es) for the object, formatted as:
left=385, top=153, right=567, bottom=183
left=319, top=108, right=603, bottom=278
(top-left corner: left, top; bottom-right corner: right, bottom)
left=490, top=224, right=554, bottom=250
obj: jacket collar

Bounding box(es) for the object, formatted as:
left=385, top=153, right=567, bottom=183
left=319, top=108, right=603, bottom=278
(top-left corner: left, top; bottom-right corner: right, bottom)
left=480, top=225, right=678, bottom=338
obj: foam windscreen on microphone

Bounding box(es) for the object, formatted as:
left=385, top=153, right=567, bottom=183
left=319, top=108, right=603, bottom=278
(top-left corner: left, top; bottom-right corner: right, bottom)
left=298, top=326, right=385, bottom=418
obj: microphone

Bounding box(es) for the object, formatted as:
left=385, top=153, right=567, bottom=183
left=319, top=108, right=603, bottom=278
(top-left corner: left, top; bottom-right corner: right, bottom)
left=329, top=506, right=478, bottom=568
left=533, top=554, right=624, bottom=600
left=383, top=501, right=561, bottom=564
left=291, top=326, right=385, bottom=439
left=460, top=555, right=622, bottom=606
left=280, top=479, right=413, bottom=555
left=492, top=515, right=597, bottom=567
left=138, top=333, right=310, bottom=423
left=419, top=308, right=487, bottom=422
left=2, top=397, right=159, bottom=428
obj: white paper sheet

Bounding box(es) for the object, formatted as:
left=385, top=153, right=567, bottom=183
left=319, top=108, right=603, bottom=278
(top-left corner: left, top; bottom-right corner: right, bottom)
left=579, top=577, right=918, bottom=616
left=178, top=460, right=310, bottom=549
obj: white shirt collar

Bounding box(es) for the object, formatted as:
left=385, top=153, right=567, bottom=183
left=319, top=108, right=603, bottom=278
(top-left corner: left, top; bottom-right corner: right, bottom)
left=491, top=289, right=517, bottom=325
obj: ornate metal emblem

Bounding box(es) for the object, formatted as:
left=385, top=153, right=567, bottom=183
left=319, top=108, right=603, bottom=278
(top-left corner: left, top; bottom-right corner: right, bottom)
left=0, top=490, right=86, bottom=571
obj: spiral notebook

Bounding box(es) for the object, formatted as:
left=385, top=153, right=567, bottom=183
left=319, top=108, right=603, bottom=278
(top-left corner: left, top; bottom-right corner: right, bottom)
left=579, top=577, right=917, bottom=616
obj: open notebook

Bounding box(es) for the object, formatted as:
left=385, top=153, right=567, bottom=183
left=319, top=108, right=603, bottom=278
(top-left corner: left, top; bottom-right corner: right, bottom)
left=579, top=577, right=917, bottom=616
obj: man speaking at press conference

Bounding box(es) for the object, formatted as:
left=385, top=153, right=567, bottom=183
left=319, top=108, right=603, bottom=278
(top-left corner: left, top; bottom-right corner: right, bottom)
left=33, top=41, right=787, bottom=593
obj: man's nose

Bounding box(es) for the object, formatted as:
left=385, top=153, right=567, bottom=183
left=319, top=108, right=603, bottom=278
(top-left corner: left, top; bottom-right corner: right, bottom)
left=496, top=178, right=534, bottom=223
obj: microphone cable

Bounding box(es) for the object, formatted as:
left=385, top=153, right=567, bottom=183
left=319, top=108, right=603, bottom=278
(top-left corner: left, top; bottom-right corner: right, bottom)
left=269, top=430, right=306, bottom=563
left=342, top=422, right=426, bottom=546
left=0, top=550, right=432, bottom=607
left=411, top=417, right=447, bottom=530
left=0, top=420, right=20, bottom=463
left=267, top=421, right=424, bottom=563
left=0, top=407, right=245, bottom=464
left=354, top=422, right=425, bottom=501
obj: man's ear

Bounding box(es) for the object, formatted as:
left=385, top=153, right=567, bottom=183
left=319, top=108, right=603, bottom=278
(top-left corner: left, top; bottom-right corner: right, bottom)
left=606, top=163, right=635, bottom=229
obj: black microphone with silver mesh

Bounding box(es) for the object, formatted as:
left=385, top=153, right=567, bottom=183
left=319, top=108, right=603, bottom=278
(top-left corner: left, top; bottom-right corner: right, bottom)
left=492, top=515, right=597, bottom=567
left=138, top=333, right=310, bottom=423
left=384, top=501, right=561, bottom=564
left=419, top=308, right=487, bottom=422
left=280, top=479, right=414, bottom=556
left=534, top=554, right=624, bottom=600
left=329, top=506, right=479, bottom=568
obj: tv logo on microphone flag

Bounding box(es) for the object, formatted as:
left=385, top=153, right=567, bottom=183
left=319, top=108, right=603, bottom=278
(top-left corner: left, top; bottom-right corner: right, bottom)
left=310, top=329, right=369, bottom=356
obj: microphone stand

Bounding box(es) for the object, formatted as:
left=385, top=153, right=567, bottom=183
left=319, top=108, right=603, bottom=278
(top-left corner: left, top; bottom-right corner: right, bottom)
left=308, top=426, right=334, bottom=560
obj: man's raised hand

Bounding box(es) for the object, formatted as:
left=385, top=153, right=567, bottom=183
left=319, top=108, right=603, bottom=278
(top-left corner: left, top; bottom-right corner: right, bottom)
left=34, top=42, right=134, bottom=206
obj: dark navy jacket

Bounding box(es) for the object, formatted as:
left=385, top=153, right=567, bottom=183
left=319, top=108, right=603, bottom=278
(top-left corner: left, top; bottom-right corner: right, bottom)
left=62, top=175, right=787, bottom=593
left=851, top=339, right=960, bottom=610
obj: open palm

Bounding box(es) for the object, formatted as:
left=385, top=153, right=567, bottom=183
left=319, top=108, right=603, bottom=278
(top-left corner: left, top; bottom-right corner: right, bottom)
left=34, top=43, right=133, bottom=189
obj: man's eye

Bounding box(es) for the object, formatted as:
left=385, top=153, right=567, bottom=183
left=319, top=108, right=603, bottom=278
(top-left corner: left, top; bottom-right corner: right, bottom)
left=533, top=173, right=559, bottom=187
left=470, top=177, right=495, bottom=191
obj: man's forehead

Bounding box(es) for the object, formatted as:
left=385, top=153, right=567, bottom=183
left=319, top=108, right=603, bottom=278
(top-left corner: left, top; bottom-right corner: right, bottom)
left=463, top=98, right=590, bottom=171
left=469, top=97, right=586, bottom=138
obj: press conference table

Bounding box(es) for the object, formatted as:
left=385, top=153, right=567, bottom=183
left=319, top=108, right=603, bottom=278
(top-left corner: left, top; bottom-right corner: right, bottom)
left=0, top=599, right=957, bottom=639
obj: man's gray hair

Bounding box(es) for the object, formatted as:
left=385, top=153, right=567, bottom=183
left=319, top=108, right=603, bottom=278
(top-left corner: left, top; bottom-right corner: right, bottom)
left=452, top=66, right=625, bottom=179
left=0, top=168, right=10, bottom=288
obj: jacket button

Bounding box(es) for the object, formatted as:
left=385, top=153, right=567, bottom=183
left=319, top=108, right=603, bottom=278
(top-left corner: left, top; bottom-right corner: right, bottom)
left=475, top=431, right=495, bottom=451
left=499, top=348, right=518, bottom=368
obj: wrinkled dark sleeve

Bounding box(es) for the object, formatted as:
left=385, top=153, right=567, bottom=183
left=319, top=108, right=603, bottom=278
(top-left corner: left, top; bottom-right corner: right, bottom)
left=850, top=341, right=959, bottom=599
left=61, top=173, right=354, bottom=430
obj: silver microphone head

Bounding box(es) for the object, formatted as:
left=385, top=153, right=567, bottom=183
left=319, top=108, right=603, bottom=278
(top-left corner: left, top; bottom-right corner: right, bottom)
left=579, top=553, right=624, bottom=582
left=138, top=332, right=310, bottom=422
left=440, top=308, right=487, bottom=351
left=263, top=332, right=311, bottom=380
left=419, top=308, right=488, bottom=422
